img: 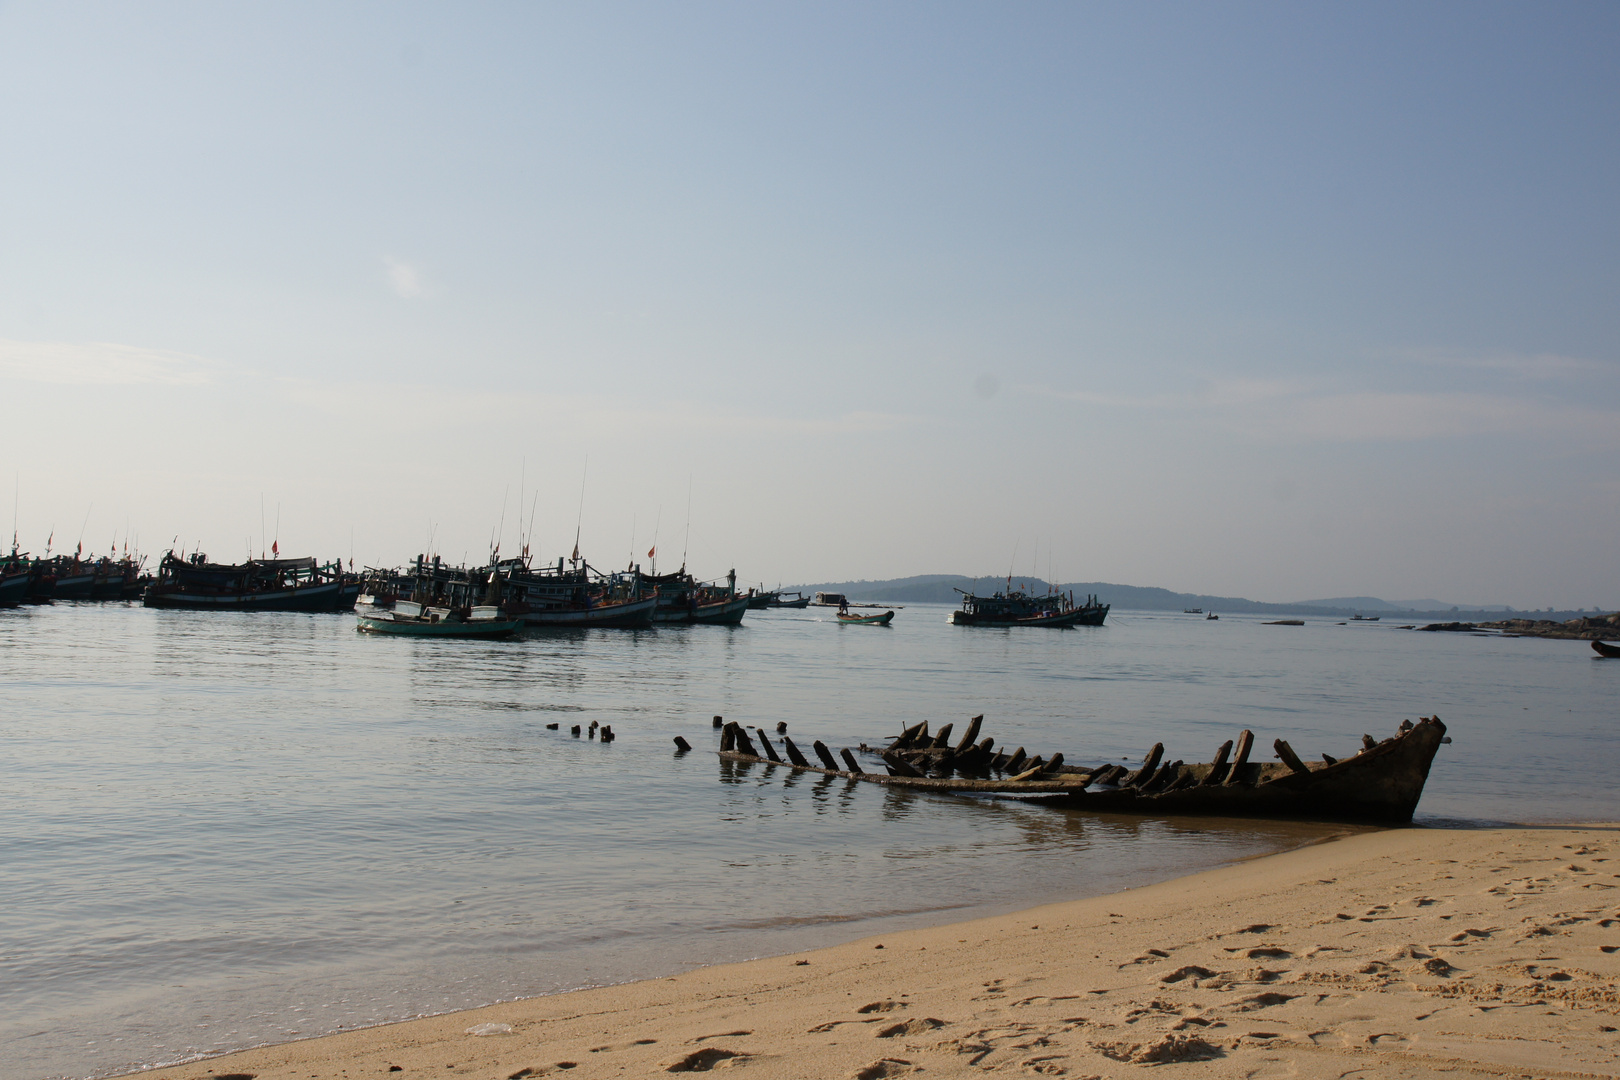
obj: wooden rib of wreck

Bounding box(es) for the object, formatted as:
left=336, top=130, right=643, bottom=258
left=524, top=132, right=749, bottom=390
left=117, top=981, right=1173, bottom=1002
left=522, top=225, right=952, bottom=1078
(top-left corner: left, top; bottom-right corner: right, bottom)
left=715, top=714, right=1447, bottom=824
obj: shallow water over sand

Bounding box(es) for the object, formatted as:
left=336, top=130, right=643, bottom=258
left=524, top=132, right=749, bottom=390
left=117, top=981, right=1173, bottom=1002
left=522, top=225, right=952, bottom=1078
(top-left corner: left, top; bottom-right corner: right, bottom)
left=1, top=601, right=1614, bottom=1079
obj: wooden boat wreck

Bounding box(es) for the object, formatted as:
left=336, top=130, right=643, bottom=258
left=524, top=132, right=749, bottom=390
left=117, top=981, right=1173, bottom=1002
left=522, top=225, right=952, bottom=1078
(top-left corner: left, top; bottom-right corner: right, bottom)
left=715, top=713, right=1448, bottom=824
left=1593, top=640, right=1620, bottom=659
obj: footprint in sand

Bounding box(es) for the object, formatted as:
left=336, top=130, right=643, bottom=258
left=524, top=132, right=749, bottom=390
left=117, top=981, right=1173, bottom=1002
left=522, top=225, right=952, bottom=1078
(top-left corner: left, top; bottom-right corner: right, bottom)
left=1246, top=946, right=1291, bottom=959
left=875, top=1017, right=946, bottom=1038
left=850, top=1058, right=915, bottom=1079
left=663, top=1048, right=749, bottom=1072
left=1160, top=965, right=1217, bottom=984
left=857, top=1001, right=906, bottom=1014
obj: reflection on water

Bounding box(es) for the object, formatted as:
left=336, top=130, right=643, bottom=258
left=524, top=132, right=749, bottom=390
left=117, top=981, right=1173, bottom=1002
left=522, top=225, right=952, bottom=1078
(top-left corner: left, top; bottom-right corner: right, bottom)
left=0, top=602, right=1614, bottom=1080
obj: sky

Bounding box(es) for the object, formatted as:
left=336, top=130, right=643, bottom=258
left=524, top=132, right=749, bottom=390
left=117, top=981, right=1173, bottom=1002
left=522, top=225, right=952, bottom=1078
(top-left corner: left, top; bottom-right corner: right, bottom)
left=1, top=1, right=1616, bottom=608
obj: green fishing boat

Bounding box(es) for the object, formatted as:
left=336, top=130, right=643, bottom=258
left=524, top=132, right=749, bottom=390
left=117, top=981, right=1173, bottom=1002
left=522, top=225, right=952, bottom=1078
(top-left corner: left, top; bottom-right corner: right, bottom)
left=836, top=609, right=894, bottom=625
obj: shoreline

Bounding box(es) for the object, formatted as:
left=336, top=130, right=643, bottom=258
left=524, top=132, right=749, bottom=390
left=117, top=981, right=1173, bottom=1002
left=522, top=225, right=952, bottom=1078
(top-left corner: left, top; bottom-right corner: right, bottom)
left=119, top=822, right=1620, bottom=1080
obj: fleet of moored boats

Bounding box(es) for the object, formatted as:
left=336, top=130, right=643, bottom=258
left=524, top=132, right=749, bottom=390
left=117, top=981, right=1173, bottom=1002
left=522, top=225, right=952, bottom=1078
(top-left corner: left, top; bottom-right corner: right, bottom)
left=0, top=543, right=1116, bottom=637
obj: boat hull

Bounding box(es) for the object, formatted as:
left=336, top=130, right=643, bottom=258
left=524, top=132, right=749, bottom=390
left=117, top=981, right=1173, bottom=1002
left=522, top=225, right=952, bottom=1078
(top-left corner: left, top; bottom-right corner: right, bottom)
left=1594, top=640, right=1620, bottom=659
left=770, top=596, right=811, bottom=608
left=837, top=610, right=894, bottom=625
left=949, top=605, right=1108, bottom=628
left=0, top=572, right=28, bottom=608
left=144, top=580, right=352, bottom=612
left=357, top=613, right=522, bottom=638
left=52, top=573, right=97, bottom=600
left=654, top=593, right=751, bottom=625
left=520, top=595, right=658, bottom=629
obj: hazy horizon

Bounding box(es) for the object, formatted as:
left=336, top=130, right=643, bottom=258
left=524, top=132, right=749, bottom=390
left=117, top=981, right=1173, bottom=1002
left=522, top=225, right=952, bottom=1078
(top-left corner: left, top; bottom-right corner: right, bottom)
left=2, top=3, right=1616, bottom=609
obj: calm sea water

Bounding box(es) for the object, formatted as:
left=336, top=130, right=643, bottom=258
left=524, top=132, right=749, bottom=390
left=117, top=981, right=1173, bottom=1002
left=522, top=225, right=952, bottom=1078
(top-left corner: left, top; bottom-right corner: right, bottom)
left=1, top=601, right=1615, bottom=1080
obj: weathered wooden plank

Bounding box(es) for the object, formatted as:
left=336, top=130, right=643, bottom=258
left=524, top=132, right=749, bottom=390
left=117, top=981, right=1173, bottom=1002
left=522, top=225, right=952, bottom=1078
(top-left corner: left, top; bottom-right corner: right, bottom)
left=732, top=724, right=759, bottom=757
left=1224, top=730, right=1254, bottom=786
left=756, top=731, right=784, bottom=763
left=1198, top=740, right=1234, bottom=786
left=1124, top=743, right=1164, bottom=788
left=930, top=723, right=954, bottom=749
left=674, top=736, right=692, bottom=752
left=881, top=750, right=925, bottom=777
left=1002, top=747, right=1028, bottom=774
left=719, top=723, right=736, bottom=752
left=955, top=715, right=984, bottom=753
left=1274, top=739, right=1310, bottom=775
left=839, top=748, right=865, bottom=774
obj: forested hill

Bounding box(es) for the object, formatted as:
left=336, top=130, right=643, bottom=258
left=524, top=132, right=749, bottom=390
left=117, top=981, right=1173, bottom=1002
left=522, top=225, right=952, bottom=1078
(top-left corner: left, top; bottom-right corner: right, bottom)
left=783, top=575, right=1567, bottom=619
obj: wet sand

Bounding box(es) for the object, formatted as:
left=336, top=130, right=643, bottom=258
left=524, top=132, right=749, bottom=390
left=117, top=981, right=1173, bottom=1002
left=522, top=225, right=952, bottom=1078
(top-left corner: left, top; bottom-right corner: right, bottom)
left=125, top=823, right=1620, bottom=1080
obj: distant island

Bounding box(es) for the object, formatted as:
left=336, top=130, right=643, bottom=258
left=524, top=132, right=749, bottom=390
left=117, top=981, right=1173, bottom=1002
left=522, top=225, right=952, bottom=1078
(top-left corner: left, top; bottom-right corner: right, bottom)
left=782, top=574, right=1607, bottom=622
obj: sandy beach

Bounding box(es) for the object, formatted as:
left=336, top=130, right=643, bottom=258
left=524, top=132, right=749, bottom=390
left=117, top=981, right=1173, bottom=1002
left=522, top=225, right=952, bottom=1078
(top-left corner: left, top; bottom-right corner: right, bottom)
left=123, top=823, right=1619, bottom=1080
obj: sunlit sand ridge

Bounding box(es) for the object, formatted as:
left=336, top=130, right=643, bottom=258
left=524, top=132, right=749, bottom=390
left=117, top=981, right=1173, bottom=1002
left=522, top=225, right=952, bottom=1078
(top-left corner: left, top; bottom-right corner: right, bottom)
left=127, top=824, right=1620, bottom=1080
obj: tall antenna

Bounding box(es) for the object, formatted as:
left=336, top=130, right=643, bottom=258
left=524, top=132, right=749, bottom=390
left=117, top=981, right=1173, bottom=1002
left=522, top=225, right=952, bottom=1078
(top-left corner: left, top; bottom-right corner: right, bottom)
left=494, top=483, right=509, bottom=560
left=11, top=471, right=18, bottom=554
left=648, top=506, right=661, bottom=575
left=681, top=475, right=692, bottom=571
left=628, top=513, right=636, bottom=568
left=260, top=494, right=266, bottom=559
left=571, top=455, right=588, bottom=567
left=76, top=503, right=93, bottom=557
left=1006, top=538, right=1019, bottom=588
left=524, top=490, right=540, bottom=563
left=516, top=458, right=526, bottom=555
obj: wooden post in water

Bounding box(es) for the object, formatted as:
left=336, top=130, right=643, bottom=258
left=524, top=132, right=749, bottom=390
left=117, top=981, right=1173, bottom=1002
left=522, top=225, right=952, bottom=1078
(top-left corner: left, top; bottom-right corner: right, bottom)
left=720, top=723, right=736, bottom=752
left=930, top=723, right=954, bottom=749
left=732, top=724, right=759, bottom=756
left=756, top=731, right=783, bottom=763
left=812, top=740, right=840, bottom=770
left=782, top=736, right=812, bottom=768
left=839, top=748, right=865, bottom=774
left=673, top=736, right=692, bottom=752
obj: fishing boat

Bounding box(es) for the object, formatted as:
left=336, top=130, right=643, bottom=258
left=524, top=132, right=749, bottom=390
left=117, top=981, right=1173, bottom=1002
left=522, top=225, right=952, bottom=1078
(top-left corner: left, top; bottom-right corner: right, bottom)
left=49, top=555, right=97, bottom=600
left=143, top=552, right=357, bottom=612
left=1593, top=640, right=1620, bottom=659
left=357, top=599, right=523, bottom=639
left=770, top=591, right=812, bottom=608
left=645, top=567, right=751, bottom=625
left=748, top=588, right=778, bottom=609
left=949, top=586, right=1109, bottom=628
left=501, top=556, right=659, bottom=628
left=717, top=714, right=1449, bottom=825
left=836, top=609, right=894, bottom=625
left=1206, top=612, right=1219, bottom=620
left=1351, top=614, right=1381, bottom=622
left=1183, top=608, right=1203, bottom=614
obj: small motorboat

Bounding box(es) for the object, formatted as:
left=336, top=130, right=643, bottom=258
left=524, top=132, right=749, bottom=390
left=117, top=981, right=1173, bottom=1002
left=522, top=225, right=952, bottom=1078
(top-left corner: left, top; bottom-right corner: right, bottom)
left=357, top=600, right=523, bottom=639
left=1593, top=640, right=1620, bottom=659
left=1206, top=612, right=1219, bottom=620
left=836, top=609, right=895, bottom=626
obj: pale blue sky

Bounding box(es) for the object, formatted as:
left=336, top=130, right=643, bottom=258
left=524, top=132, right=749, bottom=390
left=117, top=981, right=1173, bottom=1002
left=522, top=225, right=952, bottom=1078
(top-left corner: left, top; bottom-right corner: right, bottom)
left=2, top=2, right=1616, bottom=606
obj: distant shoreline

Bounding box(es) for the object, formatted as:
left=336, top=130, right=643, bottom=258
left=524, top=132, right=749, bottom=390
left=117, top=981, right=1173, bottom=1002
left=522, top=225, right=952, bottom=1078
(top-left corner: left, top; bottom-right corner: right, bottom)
left=781, top=574, right=1612, bottom=622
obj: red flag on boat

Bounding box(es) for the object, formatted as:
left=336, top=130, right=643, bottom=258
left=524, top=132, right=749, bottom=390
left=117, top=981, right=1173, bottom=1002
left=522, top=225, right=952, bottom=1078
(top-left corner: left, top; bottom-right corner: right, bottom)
left=272, top=540, right=279, bottom=556
left=647, top=545, right=655, bottom=558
